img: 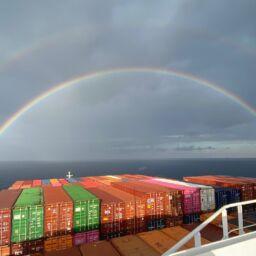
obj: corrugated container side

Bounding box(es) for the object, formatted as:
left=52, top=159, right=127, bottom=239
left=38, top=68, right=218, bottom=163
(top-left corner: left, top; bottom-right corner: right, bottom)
left=154, top=178, right=215, bottom=212
left=85, top=187, right=125, bottom=239
left=63, top=185, right=100, bottom=233
left=43, top=186, right=73, bottom=237
left=80, top=240, right=120, bottom=256
left=12, top=188, right=44, bottom=243
left=145, top=179, right=200, bottom=215
left=93, top=185, right=143, bottom=234
left=111, top=181, right=166, bottom=216
left=11, top=239, right=43, bottom=255
left=73, top=230, right=99, bottom=246
left=0, top=189, right=21, bottom=246
left=183, top=176, right=242, bottom=208
left=0, top=245, right=10, bottom=256
left=44, top=234, right=73, bottom=252
left=215, top=187, right=241, bottom=209
left=111, top=235, right=159, bottom=256
left=137, top=230, right=187, bottom=254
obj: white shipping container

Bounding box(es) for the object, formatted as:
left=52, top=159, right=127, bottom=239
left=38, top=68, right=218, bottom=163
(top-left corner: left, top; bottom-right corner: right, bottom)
left=154, top=178, right=216, bottom=212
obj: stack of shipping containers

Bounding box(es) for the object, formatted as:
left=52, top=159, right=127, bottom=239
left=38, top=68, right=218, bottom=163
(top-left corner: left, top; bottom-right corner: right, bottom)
left=3, top=174, right=256, bottom=255
left=0, top=190, right=21, bottom=256
left=143, top=178, right=200, bottom=224
left=183, top=176, right=243, bottom=209
left=11, top=187, right=44, bottom=255
left=43, top=186, right=73, bottom=253
left=111, top=181, right=178, bottom=230
left=153, top=178, right=216, bottom=212
left=84, top=187, right=125, bottom=240
left=62, top=185, right=100, bottom=246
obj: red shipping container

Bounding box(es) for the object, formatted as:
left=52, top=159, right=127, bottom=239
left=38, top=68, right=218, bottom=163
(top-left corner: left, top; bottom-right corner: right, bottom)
left=0, top=189, right=21, bottom=246
left=144, top=179, right=200, bottom=215
left=73, top=230, right=99, bottom=246
left=20, top=180, right=33, bottom=189
left=43, top=187, right=73, bottom=237
left=11, top=239, right=43, bottom=255
left=80, top=178, right=102, bottom=188
left=59, top=179, right=69, bottom=185
left=32, top=179, right=42, bottom=187
left=0, top=246, right=10, bottom=256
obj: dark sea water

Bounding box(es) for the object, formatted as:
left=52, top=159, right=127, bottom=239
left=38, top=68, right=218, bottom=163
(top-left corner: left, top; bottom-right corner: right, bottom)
left=1, top=158, right=256, bottom=189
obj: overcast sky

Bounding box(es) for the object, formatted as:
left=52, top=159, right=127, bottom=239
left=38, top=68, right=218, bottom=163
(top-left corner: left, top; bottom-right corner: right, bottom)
left=0, top=0, right=255, bottom=161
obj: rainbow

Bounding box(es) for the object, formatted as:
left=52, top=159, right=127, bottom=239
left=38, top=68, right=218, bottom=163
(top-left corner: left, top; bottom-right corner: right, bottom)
left=0, top=67, right=255, bottom=136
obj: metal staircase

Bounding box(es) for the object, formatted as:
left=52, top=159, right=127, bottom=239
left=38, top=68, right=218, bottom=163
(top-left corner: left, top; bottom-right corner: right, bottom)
left=163, top=199, right=256, bottom=256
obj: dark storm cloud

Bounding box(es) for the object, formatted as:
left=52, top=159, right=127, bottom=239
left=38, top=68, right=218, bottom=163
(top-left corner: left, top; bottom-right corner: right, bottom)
left=0, top=0, right=255, bottom=160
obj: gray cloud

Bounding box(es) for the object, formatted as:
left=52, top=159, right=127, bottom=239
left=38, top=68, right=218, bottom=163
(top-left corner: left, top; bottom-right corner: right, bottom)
left=0, top=0, right=255, bottom=160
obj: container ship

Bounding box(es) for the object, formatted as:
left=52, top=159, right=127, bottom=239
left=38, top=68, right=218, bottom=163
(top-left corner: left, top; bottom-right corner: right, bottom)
left=1, top=174, right=256, bottom=256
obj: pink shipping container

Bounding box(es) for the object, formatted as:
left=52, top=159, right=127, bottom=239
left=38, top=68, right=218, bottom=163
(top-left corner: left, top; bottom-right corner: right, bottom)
left=73, top=230, right=99, bottom=246
left=145, top=179, right=201, bottom=215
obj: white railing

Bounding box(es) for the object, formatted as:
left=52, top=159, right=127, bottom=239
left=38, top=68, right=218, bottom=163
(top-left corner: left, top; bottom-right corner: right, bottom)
left=163, top=199, right=256, bottom=256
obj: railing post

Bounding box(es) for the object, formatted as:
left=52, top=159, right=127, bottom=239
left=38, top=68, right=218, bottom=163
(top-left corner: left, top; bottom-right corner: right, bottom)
left=222, top=209, right=229, bottom=239
left=194, top=232, right=202, bottom=247
left=237, top=204, right=245, bottom=235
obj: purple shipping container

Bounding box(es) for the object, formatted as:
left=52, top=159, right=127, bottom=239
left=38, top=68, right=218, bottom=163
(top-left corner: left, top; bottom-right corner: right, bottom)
left=73, top=230, right=99, bottom=246
left=145, top=179, right=201, bottom=214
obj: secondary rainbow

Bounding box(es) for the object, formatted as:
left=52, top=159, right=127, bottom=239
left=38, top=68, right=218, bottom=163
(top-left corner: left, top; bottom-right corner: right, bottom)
left=0, top=67, right=255, bottom=136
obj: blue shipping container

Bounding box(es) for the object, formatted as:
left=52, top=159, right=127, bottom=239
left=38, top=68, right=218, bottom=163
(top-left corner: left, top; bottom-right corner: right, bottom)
left=215, top=187, right=241, bottom=209
left=42, top=179, right=50, bottom=185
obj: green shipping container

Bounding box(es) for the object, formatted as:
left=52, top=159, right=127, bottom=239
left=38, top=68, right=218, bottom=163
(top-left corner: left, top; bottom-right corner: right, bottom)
left=11, top=188, right=44, bottom=243
left=63, top=185, right=100, bottom=232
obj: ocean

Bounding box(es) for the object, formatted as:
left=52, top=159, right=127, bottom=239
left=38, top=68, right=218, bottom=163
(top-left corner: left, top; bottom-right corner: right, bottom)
left=1, top=158, right=256, bottom=189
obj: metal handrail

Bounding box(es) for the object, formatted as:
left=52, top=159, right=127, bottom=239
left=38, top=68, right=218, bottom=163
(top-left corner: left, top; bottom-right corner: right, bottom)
left=162, top=199, right=256, bottom=256
left=228, top=222, right=256, bottom=235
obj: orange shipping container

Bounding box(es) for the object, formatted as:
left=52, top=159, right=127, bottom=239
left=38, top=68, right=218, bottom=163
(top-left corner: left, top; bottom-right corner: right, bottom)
left=0, top=246, right=10, bottom=256
left=9, top=181, right=23, bottom=190
left=112, top=181, right=170, bottom=217
left=111, top=235, right=159, bottom=256
left=43, top=187, right=73, bottom=237
left=97, top=185, right=147, bottom=234
left=80, top=240, right=120, bottom=256
left=44, top=235, right=73, bottom=252
left=85, top=187, right=125, bottom=239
